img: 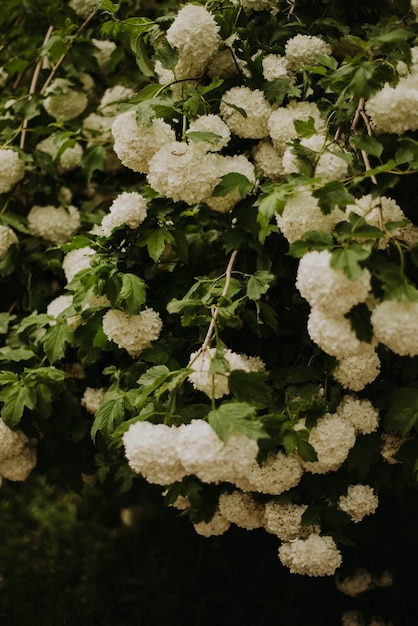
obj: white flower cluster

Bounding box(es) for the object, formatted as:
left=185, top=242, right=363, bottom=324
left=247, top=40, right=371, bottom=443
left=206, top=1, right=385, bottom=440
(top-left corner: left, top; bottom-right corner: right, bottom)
left=336, top=395, right=380, bottom=436
left=0, top=418, right=36, bottom=482
left=333, top=351, right=381, bottom=391
left=218, top=490, right=265, bottom=530
left=112, top=110, right=176, bottom=174
left=101, top=191, right=148, bottom=237
left=380, top=433, right=404, bottom=464
left=276, top=188, right=345, bottom=243
left=235, top=450, right=304, bottom=495
left=36, top=135, right=83, bottom=173
left=187, top=114, right=231, bottom=152
left=301, top=413, right=356, bottom=474
left=268, top=101, right=326, bottom=154
left=220, top=86, right=272, bottom=139
left=27, top=204, right=81, bottom=244
left=193, top=509, right=231, bottom=537
left=205, top=154, right=255, bottom=213
left=278, top=533, right=342, bottom=577
left=0, top=225, right=18, bottom=260
left=63, top=246, right=95, bottom=284
left=371, top=296, right=418, bottom=357
left=336, top=569, right=375, bottom=597
left=47, top=294, right=81, bottom=330
left=264, top=502, right=312, bottom=540
left=252, top=140, right=285, bottom=180
left=296, top=250, right=371, bottom=314
left=262, top=54, right=292, bottom=82
left=166, top=4, right=221, bottom=79
left=282, top=134, right=349, bottom=182
left=69, top=0, right=98, bottom=18
left=102, top=308, right=162, bottom=357
left=43, top=78, right=88, bottom=121
left=81, top=387, right=105, bottom=414
left=338, top=484, right=379, bottom=523
left=413, top=0, right=418, bottom=19
left=187, top=347, right=265, bottom=399
left=307, top=306, right=373, bottom=360
left=0, top=148, right=25, bottom=194
left=366, top=72, right=418, bottom=135
left=284, top=34, right=332, bottom=71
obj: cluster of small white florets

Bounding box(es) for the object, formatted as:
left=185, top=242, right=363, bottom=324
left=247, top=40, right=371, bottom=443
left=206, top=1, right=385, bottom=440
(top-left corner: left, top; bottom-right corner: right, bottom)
left=99, top=85, right=136, bottom=117
left=27, top=204, right=80, bottom=244
left=123, top=418, right=259, bottom=486
left=412, top=0, right=418, bottom=19
left=0, top=225, right=18, bottom=260
left=0, top=418, right=37, bottom=482
left=193, top=509, right=231, bottom=537
left=365, top=72, right=418, bottom=135
left=220, top=86, right=272, bottom=139
left=262, top=54, right=292, bottom=82
left=268, top=101, right=326, bottom=153
left=36, top=134, right=83, bottom=173
left=63, top=246, right=95, bottom=284
left=333, top=350, right=381, bottom=391
left=187, top=114, right=231, bottom=152
left=235, top=450, right=304, bottom=494
left=100, top=191, right=148, bottom=237
left=264, top=502, right=313, bottom=540
left=92, top=38, right=117, bottom=72
left=301, top=412, right=356, bottom=474
left=282, top=133, right=349, bottom=182
left=165, top=4, right=221, bottom=79
left=342, top=611, right=394, bottom=626
left=46, top=294, right=81, bottom=330
left=252, top=140, right=285, bottom=180
left=276, top=188, right=345, bottom=243
left=218, top=490, right=265, bottom=530
left=0, top=148, right=25, bottom=194
left=336, top=568, right=375, bottom=597
left=204, top=154, right=256, bottom=213
left=307, top=307, right=374, bottom=360
left=112, top=109, right=176, bottom=174
left=278, top=533, right=342, bottom=577
left=338, top=484, right=379, bottom=523
left=102, top=307, right=163, bottom=357
left=296, top=250, right=371, bottom=314
left=284, top=34, right=332, bottom=71
left=336, top=395, right=380, bottom=435
left=371, top=295, right=418, bottom=356
left=43, top=78, right=89, bottom=121
left=81, top=387, right=106, bottom=414
left=69, top=0, right=98, bottom=18
left=187, top=347, right=265, bottom=399
left=380, top=433, right=404, bottom=464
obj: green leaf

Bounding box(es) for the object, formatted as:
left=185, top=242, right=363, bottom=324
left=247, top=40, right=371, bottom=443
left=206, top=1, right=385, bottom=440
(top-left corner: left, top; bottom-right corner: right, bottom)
left=0, top=313, right=16, bottom=334
left=130, top=33, right=156, bottom=77
left=137, top=365, right=170, bottom=390
left=91, top=397, right=125, bottom=440
left=293, top=116, right=318, bottom=139
left=246, top=270, right=274, bottom=301
left=208, top=401, right=268, bottom=442
left=350, top=134, right=384, bottom=158
left=186, top=131, right=222, bottom=146
left=313, top=181, right=356, bottom=215
left=80, top=145, right=107, bottom=182
left=0, top=348, right=36, bottom=362
left=144, top=228, right=172, bottom=262
left=345, top=302, right=373, bottom=343
left=212, top=173, right=254, bottom=198
left=288, top=231, right=334, bottom=258
left=331, top=245, right=370, bottom=280
left=42, top=321, right=74, bottom=363
left=116, top=273, right=146, bottom=313
left=0, top=383, right=37, bottom=428
left=228, top=370, right=271, bottom=408
left=384, top=388, right=418, bottom=436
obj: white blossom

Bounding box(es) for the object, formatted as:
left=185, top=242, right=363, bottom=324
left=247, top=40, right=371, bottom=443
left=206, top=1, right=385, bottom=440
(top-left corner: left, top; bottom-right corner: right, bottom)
left=268, top=101, right=326, bottom=153
left=333, top=351, right=381, bottom=391
left=43, top=78, right=88, bottom=121
left=338, top=484, right=379, bottom=523
left=307, top=308, right=374, bottom=360
left=371, top=297, right=418, bottom=356
left=27, top=204, right=80, bottom=244
left=252, top=140, right=285, bottom=180
left=0, top=445, right=37, bottom=482
left=63, top=246, right=95, bottom=284
left=279, top=533, right=342, bottom=576
left=262, top=54, right=292, bottom=81
left=218, top=490, right=265, bottom=530
left=193, top=510, right=231, bottom=537
left=235, top=450, right=304, bottom=495
left=220, top=86, right=272, bottom=139
left=69, top=0, right=98, bottom=18
left=0, top=225, right=18, bottom=260
left=101, top=191, right=148, bottom=236
left=285, top=34, right=332, bottom=71
left=296, top=250, right=371, bottom=314
left=103, top=308, right=162, bottom=357
left=366, top=75, right=418, bottom=134
left=92, top=38, right=117, bottom=71
left=81, top=387, right=105, bottom=414
left=205, top=154, right=256, bottom=213
left=99, top=85, right=135, bottom=117
left=187, top=114, right=231, bottom=152
left=336, top=395, right=380, bottom=435
left=46, top=294, right=81, bottom=330
left=0, top=418, right=28, bottom=459
left=0, top=148, right=25, bottom=193
left=264, top=502, right=313, bottom=540
left=301, top=413, right=356, bottom=474
left=36, top=135, right=83, bottom=173
left=336, top=569, right=375, bottom=597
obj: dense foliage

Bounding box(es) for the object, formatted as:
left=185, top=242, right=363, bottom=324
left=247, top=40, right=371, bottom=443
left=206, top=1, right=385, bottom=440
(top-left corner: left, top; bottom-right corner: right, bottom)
left=2, top=0, right=418, bottom=622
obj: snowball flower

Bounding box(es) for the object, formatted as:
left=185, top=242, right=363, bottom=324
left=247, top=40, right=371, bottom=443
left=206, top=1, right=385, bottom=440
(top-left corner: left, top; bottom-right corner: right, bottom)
left=262, top=54, right=291, bottom=81
left=43, top=78, right=88, bottom=121
left=123, top=420, right=186, bottom=485
left=112, top=110, right=176, bottom=174
left=268, top=101, right=326, bottom=153
left=148, top=141, right=220, bottom=205
left=0, top=225, right=18, bottom=260
left=205, top=154, right=256, bottom=213
left=365, top=75, right=418, bottom=134
left=187, top=114, right=231, bottom=152
left=252, top=140, right=285, bottom=180
left=279, top=534, right=342, bottom=576
left=307, top=308, right=374, bottom=360
left=413, top=0, right=418, bottom=20
left=235, top=450, right=304, bottom=495
left=220, top=86, right=272, bottom=139
left=92, top=38, right=117, bottom=71
left=218, top=490, right=265, bottom=530
left=166, top=4, right=221, bottom=79
left=47, top=294, right=80, bottom=330
left=282, top=134, right=349, bottom=181
left=99, top=85, right=135, bottom=117
left=0, top=418, right=28, bottom=459
left=296, top=250, right=371, bottom=314
left=81, top=387, right=105, bottom=414
left=63, top=246, right=95, bottom=284
left=102, top=308, right=162, bottom=357
left=0, top=149, right=25, bottom=193
left=380, top=433, right=404, bottom=464
left=276, top=189, right=345, bottom=243
left=27, top=205, right=80, bottom=244
left=69, top=0, right=98, bottom=18
left=101, top=191, right=148, bottom=236
left=264, top=502, right=312, bottom=540
left=333, top=350, right=381, bottom=391
left=0, top=445, right=37, bottom=481
left=187, top=347, right=265, bottom=399
left=336, top=395, right=380, bottom=435
left=193, top=510, right=231, bottom=537
left=371, top=297, right=418, bottom=356
left=338, top=484, right=379, bottom=523
left=336, top=569, right=374, bottom=597
left=301, top=412, right=356, bottom=474
left=285, top=34, right=332, bottom=71
left=36, top=135, right=83, bottom=173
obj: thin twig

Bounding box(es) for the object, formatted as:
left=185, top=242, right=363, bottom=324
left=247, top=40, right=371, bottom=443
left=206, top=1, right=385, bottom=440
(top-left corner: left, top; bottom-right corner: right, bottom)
left=199, top=249, right=239, bottom=354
